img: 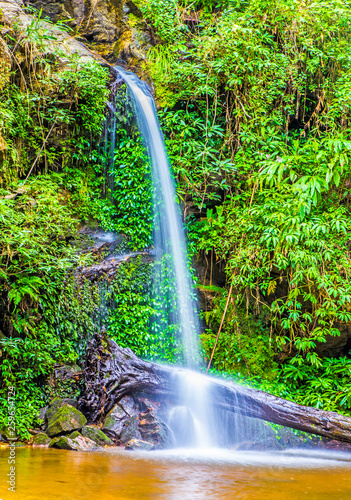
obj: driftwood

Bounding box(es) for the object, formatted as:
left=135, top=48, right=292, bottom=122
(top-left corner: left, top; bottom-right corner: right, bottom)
left=79, top=332, right=351, bottom=444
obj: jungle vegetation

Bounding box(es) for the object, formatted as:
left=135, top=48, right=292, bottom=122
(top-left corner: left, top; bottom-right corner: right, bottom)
left=1, top=0, right=351, bottom=437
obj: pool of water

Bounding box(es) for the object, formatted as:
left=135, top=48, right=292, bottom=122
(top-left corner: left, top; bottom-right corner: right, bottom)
left=1, top=447, right=351, bottom=500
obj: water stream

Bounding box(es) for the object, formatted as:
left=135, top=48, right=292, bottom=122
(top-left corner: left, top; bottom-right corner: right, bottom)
left=116, top=67, right=214, bottom=448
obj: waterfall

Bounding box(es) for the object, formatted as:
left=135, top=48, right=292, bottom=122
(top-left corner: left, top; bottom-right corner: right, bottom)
left=116, top=66, right=215, bottom=448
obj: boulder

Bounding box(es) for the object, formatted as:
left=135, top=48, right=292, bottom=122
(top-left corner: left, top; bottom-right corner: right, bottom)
left=49, top=434, right=99, bottom=451
left=125, top=439, right=155, bottom=451
left=0, top=0, right=105, bottom=68
left=46, top=397, right=78, bottom=422
left=138, top=398, right=173, bottom=449
left=102, top=397, right=142, bottom=442
left=120, top=416, right=142, bottom=444
left=118, top=396, right=139, bottom=417
left=102, top=404, right=128, bottom=437
left=32, top=433, right=52, bottom=446
left=46, top=404, right=87, bottom=437
left=81, top=426, right=113, bottom=446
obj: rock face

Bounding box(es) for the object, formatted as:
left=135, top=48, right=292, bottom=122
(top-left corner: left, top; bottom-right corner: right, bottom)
left=0, top=0, right=106, bottom=68
left=138, top=398, right=172, bottom=449
left=32, top=0, right=123, bottom=44
left=28, top=0, right=154, bottom=72
left=46, top=403, right=87, bottom=437
left=102, top=395, right=138, bottom=439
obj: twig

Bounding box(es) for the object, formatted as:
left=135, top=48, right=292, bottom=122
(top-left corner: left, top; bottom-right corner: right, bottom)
left=206, top=284, right=233, bottom=373
left=22, top=121, right=56, bottom=185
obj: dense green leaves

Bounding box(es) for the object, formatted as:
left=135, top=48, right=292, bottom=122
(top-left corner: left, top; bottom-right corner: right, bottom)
left=139, top=0, right=351, bottom=415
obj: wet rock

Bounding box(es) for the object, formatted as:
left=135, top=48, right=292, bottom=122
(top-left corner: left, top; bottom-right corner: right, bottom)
left=138, top=398, right=173, bottom=449
left=32, top=433, right=51, bottom=446
left=49, top=434, right=99, bottom=451
left=46, top=404, right=87, bottom=437
left=120, top=416, right=142, bottom=444
left=81, top=426, right=113, bottom=446
left=119, top=396, right=139, bottom=417
left=125, top=439, right=155, bottom=451
left=102, top=395, right=140, bottom=440
left=102, top=404, right=128, bottom=438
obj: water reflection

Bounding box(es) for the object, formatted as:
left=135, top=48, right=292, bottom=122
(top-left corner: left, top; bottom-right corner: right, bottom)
left=0, top=447, right=351, bottom=500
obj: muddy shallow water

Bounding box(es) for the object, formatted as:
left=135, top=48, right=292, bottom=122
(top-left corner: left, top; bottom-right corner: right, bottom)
left=1, top=447, right=351, bottom=500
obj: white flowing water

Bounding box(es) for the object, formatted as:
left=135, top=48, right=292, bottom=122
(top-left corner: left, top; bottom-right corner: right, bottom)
left=116, top=66, right=214, bottom=448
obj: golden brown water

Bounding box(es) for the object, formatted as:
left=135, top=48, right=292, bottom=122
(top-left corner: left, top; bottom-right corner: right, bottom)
left=1, top=447, right=351, bottom=500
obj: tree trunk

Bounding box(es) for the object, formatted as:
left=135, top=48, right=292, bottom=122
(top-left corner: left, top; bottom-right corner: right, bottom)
left=79, top=332, right=351, bottom=444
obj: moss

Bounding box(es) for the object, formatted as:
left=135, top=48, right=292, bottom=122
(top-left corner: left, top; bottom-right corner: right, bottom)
left=81, top=426, right=113, bottom=446
left=46, top=404, right=87, bottom=437
left=68, top=431, right=81, bottom=439
left=33, top=433, right=51, bottom=446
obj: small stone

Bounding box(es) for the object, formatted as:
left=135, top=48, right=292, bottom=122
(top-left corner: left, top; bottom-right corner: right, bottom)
left=81, top=426, right=113, bottom=446
left=125, top=439, right=155, bottom=451
left=46, top=404, right=87, bottom=437
left=33, top=433, right=51, bottom=446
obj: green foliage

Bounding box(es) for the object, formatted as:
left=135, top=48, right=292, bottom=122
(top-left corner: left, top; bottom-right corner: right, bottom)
left=0, top=9, right=111, bottom=438
left=0, top=176, right=102, bottom=438
left=236, top=356, right=351, bottom=416
left=201, top=290, right=276, bottom=377
left=107, top=258, right=180, bottom=362
left=140, top=0, right=351, bottom=415
left=159, top=106, right=234, bottom=208
left=110, top=87, right=153, bottom=249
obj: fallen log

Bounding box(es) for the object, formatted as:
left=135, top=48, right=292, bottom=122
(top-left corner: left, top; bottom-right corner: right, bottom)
left=79, top=331, right=351, bottom=444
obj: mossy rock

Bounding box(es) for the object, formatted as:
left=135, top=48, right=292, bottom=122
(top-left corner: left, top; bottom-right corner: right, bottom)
left=33, top=433, right=51, bottom=446
left=102, top=405, right=127, bottom=436
left=68, top=431, right=81, bottom=439
left=46, top=398, right=65, bottom=422
left=81, top=426, right=113, bottom=446
left=49, top=436, right=76, bottom=451
left=46, top=404, right=87, bottom=437
left=46, top=397, right=78, bottom=422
